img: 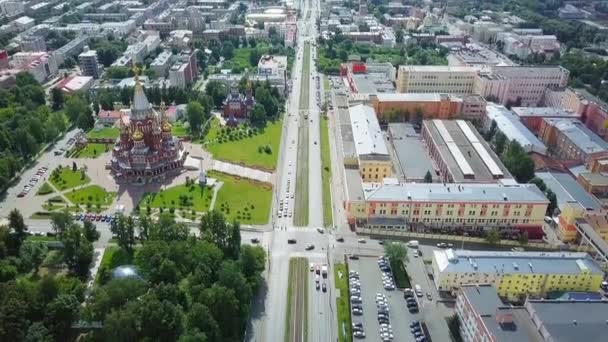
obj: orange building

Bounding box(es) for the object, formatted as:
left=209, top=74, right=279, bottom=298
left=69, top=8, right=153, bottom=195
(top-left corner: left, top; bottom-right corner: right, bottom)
left=369, top=93, right=486, bottom=121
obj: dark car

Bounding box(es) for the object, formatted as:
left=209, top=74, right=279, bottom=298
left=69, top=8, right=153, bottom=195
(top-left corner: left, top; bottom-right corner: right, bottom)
left=348, top=255, right=359, bottom=260
left=336, top=237, right=344, bottom=242
left=250, top=238, right=260, bottom=244
left=287, top=239, right=297, bottom=244
left=322, top=283, right=327, bottom=292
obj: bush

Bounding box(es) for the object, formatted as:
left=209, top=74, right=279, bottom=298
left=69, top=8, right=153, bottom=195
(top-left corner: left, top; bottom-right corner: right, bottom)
left=264, top=145, right=272, bottom=154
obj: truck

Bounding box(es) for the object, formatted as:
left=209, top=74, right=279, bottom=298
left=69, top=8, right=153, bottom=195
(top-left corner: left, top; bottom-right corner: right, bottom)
left=321, top=265, right=328, bottom=278
left=406, top=240, right=419, bottom=248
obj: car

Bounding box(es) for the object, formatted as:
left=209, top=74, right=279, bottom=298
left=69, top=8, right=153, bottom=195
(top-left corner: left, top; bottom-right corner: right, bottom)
left=406, top=302, right=418, bottom=308
left=348, top=255, right=359, bottom=260
left=414, top=331, right=423, bottom=338
left=352, top=322, right=363, bottom=329
left=416, top=337, right=427, bottom=342
left=305, top=244, right=315, bottom=250
left=408, top=306, right=419, bottom=313
left=426, top=292, right=432, bottom=301
left=352, top=307, right=363, bottom=315
left=380, top=332, right=394, bottom=340
left=437, top=242, right=447, bottom=248
left=336, top=237, right=344, bottom=242
left=411, top=327, right=421, bottom=334
left=316, top=282, right=320, bottom=290
left=314, top=141, right=317, bottom=144
left=378, top=240, right=384, bottom=245
left=310, top=263, right=315, bottom=271
left=316, top=227, right=324, bottom=234
left=353, top=331, right=365, bottom=338
left=287, top=239, right=297, bottom=244
left=322, top=283, right=327, bottom=292
left=384, top=284, right=395, bottom=291
left=409, top=321, right=420, bottom=328
left=357, top=238, right=366, bottom=243
left=350, top=296, right=362, bottom=303
left=250, top=238, right=260, bottom=244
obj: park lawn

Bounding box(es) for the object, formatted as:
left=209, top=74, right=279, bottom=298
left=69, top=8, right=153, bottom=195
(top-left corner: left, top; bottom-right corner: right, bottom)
left=205, top=120, right=282, bottom=171
left=73, top=143, right=111, bottom=158
left=95, top=246, right=134, bottom=284
left=141, top=183, right=213, bottom=212
left=65, top=185, right=115, bottom=207
left=171, top=122, right=189, bottom=137
left=210, top=171, right=272, bottom=225
left=86, top=127, right=119, bottom=139
left=335, top=263, right=352, bottom=342
left=320, top=116, right=333, bottom=228
left=223, top=48, right=254, bottom=71
left=36, top=182, right=54, bottom=195
left=49, top=167, right=90, bottom=191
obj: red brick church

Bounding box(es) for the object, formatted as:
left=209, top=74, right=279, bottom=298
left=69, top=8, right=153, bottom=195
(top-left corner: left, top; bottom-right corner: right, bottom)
left=222, top=82, right=255, bottom=125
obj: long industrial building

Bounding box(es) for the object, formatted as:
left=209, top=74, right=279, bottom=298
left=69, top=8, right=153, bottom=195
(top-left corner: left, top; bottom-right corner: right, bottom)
left=421, top=119, right=512, bottom=183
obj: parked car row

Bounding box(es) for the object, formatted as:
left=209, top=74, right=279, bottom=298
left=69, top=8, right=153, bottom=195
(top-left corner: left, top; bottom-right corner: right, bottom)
left=404, top=288, right=419, bottom=313
left=18, top=166, right=48, bottom=197
left=375, top=292, right=394, bottom=341
left=409, top=321, right=427, bottom=342
left=73, top=213, right=115, bottom=223
left=350, top=269, right=365, bottom=338
left=378, top=256, right=395, bottom=291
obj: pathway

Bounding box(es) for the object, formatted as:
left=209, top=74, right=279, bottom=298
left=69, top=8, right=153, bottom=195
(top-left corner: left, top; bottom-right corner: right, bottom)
left=211, top=160, right=274, bottom=183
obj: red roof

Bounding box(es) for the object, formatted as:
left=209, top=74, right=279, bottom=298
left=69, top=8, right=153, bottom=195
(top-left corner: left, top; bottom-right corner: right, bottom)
left=98, top=110, right=123, bottom=120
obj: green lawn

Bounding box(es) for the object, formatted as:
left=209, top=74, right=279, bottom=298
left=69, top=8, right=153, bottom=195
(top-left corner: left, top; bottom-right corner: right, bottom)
left=65, top=185, right=115, bottom=208
left=335, top=263, right=352, bottom=342
left=204, top=119, right=282, bottom=171
left=86, top=127, right=119, bottom=139
left=391, top=260, right=411, bottom=288
left=320, top=116, right=333, bottom=228
left=36, top=182, right=54, bottom=195
left=210, top=171, right=272, bottom=225
left=95, top=246, right=134, bottom=285
left=141, top=183, right=213, bottom=212
left=49, top=166, right=90, bottom=191
left=72, top=143, right=111, bottom=158
left=171, top=121, right=190, bottom=137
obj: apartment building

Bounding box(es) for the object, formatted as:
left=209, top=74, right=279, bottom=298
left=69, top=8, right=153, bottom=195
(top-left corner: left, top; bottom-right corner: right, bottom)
left=12, top=52, right=58, bottom=83
left=397, top=65, right=477, bottom=95
left=538, top=118, right=608, bottom=163
left=0, top=0, right=24, bottom=17
left=432, top=249, right=604, bottom=298
left=421, top=119, right=511, bottom=183
left=19, top=35, right=46, bottom=52
left=150, top=50, right=172, bottom=78
left=492, top=66, right=569, bottom=106
left=544, top=87, right=608, bottom=140
left=346, top=180, right=548, bottom=237
left=456, top=285, right=543, bottom=342
left=349, top=104, right=392, bottom=181
left=78, top=49, right=102, bottom=79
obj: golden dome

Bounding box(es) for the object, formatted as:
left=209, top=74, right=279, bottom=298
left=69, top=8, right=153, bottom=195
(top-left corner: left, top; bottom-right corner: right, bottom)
left=162, top=121, right=172, bottom=133
left=132, top=129, right=144, bottom=141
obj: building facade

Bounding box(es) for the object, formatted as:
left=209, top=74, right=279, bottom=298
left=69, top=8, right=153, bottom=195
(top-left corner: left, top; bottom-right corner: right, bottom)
left=349, top=104, right=392, bottom=181
left=432, top=249, right=604, bottom=298
left=538, top=118, right=608, bottom=163
left=78, top=49, right=102, bottom=79
left=222, top=83, right=255, bottom=125
left=110, top=75, right=187, bottom=184
left=397, top=65, right=477, bottom=95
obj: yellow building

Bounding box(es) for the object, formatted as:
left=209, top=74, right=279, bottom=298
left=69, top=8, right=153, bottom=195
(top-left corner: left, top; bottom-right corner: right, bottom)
left=346, top=181, right=548, bottom=238
left=432, top=249, right=604, bottom=300
left=349, top=104, right=392, bottom=181
left=558, top=201, right=608, bottom=242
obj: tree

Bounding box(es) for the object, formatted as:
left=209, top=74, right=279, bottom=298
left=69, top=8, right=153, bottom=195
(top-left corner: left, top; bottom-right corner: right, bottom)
left=486, top=119, right=497, bottom=141
left=529, top=177, right=547, bottom=192
left=45, top=294, right=80, bottom=339
left=50, top=88, right=64, bottom=111
left=76, top=110, right=95, bottom=130
left=200, top=210, right=240, bottom=258
left=51, top=210, right=73, bottom=237
left=111, top=215, right=136, bottom=254
left=546, top=189, right=558, bottom=216
left=423, top=170, right=433, bottom=183
left=221, top=41, right=234, bottom=60
left=72, top=162, right=77, bottom=172
left=137, top=296, right=183, bottom=341
left=83, top=220, right=100, bottom=243
left=24, top=322, right=52, bottom=342
left=228, top=220, right=241, bottom=260
left=9, top=208, right=27, bottom=250
left=493, top=131, right=507, bottom=155
left=383, top=241, right=408, bottom=265
left=60, top=223, right=94, bottom=277
left=518, top=231, right=529, bottom=246
left=19, top=241, right=47, bottom=275
left=186, top=101, right=205, bottom=134
left=396, top=29, right=404, bottom=44
left=501, top=140, right=535, bottom=183
left=250, top=103, right=267, bottom=127
left=65, top=95, right=91, bottom=123
left=239, top=245, right=265, bottom=290
left=485, top=228, right=501, bottom=246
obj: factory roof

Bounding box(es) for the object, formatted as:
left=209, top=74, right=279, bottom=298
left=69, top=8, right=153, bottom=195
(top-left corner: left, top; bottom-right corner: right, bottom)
left=349, top=104, right=388, bottom=157
left=536, top=172, right=601, bottom=210
left=363, top=182, right=548, bottom=204
left=511, top=106, right=580, bottom=119
left=545, top=118, right=608, bottom=155
left=526, top=300, right=608, bottom=342
left=388, top=123, right=437, bottom=181
left=486, top=104, right=547, bottom=154
left=434, top=249, right=603, bottom=275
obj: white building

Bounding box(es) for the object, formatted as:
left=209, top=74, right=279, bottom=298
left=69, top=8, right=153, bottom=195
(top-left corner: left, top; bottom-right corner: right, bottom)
left=397, top=65, right=477, bottom=95
left=150, top=50, right=172, bottom=78
left=13, top=52, right=58, bottom=83
left=169, top=63, right=188, bottom=89
left=13, top=16, right=35, bottom=32
left=493, top=66, right=569, bottom=106
left=0, top=0, right=24, bottom=17
left=123, top=42, right=147, bottom=64
left=484, top=104, right=547, bottom=154
left=257, top=55, right=287, bottom=77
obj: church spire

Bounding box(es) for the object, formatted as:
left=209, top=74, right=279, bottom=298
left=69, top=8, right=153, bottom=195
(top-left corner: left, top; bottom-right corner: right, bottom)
left=131, top=61, right=153, bottom=120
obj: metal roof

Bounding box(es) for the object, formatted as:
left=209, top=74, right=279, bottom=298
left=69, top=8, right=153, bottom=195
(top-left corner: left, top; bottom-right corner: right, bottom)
left=535, top=172, right=601, bottom=210
left=349, top=104, right=388, bottom=157
left=363, top=182, right=548, bottom=204
left=457, top=120, right=503, bottom=177
left=434, top=249, right=603, bottom=276
left=546, top=118, right=608, bottom=155
left=433, top=119, right=474, bottom=176
left=486, top=104, right=547, bottom=154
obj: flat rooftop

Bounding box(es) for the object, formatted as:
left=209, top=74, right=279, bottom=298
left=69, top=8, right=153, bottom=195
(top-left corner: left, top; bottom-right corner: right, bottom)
left=351, top=73, right=395, bottom=94
left=545, top=118, right=608, bottom=155
left=374, top=93, right=454, bottom=102
left=398, top=65, right=476, bottom=73
left=424, top=119, right=512, bottom=183
left=461, top=285, right=543, bottom=342
left=526, top=300, right=608, bottom=342
left=349, top=104, right=388, bottom=157
left=486, top=104, right=547, bottom=154
left=345, top=168, right=364, bottom=202
left=535, top=172, right=601, bottom=210
left=512, top=106, right=580, bottom=118
left=434, top=249, right=603, bottom=275
left=388, top=123, right=436, bottom=181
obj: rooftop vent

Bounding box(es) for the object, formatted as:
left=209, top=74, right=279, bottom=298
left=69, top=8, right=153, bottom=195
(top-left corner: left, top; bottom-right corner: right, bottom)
left=573, top=320, right=577, bottom=326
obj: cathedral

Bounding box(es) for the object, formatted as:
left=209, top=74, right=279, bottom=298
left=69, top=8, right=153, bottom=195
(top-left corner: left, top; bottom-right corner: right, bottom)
left=222, top=82, right=255, bottom=125
left=110, top=72, right=187, bottom=184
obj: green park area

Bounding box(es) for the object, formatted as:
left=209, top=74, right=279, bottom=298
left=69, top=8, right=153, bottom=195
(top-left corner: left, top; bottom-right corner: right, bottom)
left=65, top=185, right=115, bottom=209
left=49, top=166, right=90, bottom=191
left=204, top=119, right=282, bottom=171
left=86, top=126, right=120, bottom=139
left=171, top=121, right=189, bottom=137
left=210, top=171, right=272, bottom=225
left=140, top=182, right=214, bottom=213
left=36, top=182, right=54, bottom=195
left=72, top=143, right=111, bottom=158
left=335, top=263, right=352, bottom=342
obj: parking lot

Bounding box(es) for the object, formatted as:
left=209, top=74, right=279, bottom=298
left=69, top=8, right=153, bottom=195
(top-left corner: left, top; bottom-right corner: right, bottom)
left=348, top=256, right=423, bottom=342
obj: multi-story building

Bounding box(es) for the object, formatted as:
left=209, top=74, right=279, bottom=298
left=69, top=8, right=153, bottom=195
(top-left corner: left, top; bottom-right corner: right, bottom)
left=511, top=106, right=581, bottom=134
left=122, top=42, right=147, bottom=65
left=473, top=71, right=510, bottom=103
left=538, top=118, right=608, bottom=163
left=456, top=285, right=543, bottom=342
left=19, top=34, right=46, bottom=52
left=0, top=50, right=8, bottom=70
left=257, top=55, right=287, bottom=77
left=397, top=65, right=477, bottom=95
left=544, top=87, right=608, bottom=140
left=432, top=249, right=604, bottom=298
left=369, top=93, right=486, bottom=121
left=78, top=49, right=102, bottom=79
left=150, top=50, right=172, bottom=78
left=484, top=104, right=548, bottom=154
left=349, top=104, right=392, bottom=181
left=421, top=119, right=512, bottom=183
left=168, top=50, right=198, bottom=88
left=492, top=66, right=569, bottom=107
left=12, top=52, right=58, bottom=83
left=13, top=16, right=35, bottom=31
left=346, top=180, right=548, bottom=237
